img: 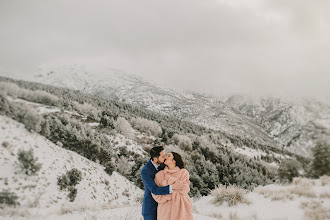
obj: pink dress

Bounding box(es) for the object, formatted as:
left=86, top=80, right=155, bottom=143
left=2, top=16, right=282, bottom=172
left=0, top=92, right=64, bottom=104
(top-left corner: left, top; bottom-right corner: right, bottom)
left=152, top=167, right=193, bottom=220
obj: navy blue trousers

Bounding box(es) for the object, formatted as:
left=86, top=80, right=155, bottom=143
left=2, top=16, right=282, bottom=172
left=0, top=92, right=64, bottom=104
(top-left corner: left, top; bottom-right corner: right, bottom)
left=143, top=211, right=157, bottom=220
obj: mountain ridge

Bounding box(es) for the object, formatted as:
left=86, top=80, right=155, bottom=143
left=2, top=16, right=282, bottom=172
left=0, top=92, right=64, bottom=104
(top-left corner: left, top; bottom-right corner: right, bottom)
left=2, top=64, right=329, bottom=157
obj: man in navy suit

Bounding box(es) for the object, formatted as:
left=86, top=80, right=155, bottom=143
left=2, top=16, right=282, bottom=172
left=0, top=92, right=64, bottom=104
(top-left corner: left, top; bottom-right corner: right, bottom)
left=141, top=146, right=183, bottom=220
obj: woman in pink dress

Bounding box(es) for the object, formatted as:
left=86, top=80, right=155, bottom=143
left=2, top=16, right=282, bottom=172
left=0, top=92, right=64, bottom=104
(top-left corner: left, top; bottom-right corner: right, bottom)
left=152, top=152, right=193, bottom=220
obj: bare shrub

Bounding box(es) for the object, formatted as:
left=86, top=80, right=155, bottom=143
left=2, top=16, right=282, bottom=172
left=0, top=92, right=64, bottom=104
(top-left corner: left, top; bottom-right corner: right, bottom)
left=254, top=186, right=294, bottom=201
left=0, top=82, right=20, bottom=97
left=211, top=185, right=250, bottom=206
left=172, top=134, right=192, bottom=151
left=115, top=117, right=135, bottom=140
left=27, top=90, right=59, bottom=106
left=293, top=177, right=315, bottom=187
left=320, top=175, right=330, bottom=186
left=290, top=185, right=317, bottom=198
left=165, top=144, right=185, bottom=155
left=319, top=191, right=330, bottom=199
left=130, top=117, right=162, bottom=137
left=10, top=103, right=42, bottom=132
left=73, top=101, right=101, bottom=120
left=301, top=200, right=330, bottom=220
left=116, top=156, right=131, bottom=177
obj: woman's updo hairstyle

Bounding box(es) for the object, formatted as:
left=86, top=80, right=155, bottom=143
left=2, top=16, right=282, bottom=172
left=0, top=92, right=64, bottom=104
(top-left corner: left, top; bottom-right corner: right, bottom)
left=171, top=152, right=185, bottom=169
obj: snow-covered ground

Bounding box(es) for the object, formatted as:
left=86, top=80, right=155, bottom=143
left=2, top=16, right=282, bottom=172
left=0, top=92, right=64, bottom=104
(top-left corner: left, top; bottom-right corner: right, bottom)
left=233, top=146, right=291, bottom=168
left=0, top=115, right=219, bottom=220
left=106, top=133, right=145, bottom=157
left=0, top=116, right=143, bottom=219
left=1, top=101, right=329, bottom=220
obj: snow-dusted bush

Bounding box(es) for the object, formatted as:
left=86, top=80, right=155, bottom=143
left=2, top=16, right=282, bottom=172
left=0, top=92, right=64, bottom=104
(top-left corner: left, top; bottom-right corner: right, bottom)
left=28, top=90, right=59, bottom=106
left=17, top=149, right=42, bottom=175
left=116, top=156, right=131, bottom=177
left=172, top=134, right=192, bottom=151
left=292, top=177, right=315, bottom=187
left=0, top=190, right=20, bottom=207
left=0, top=82, right=59, bottom=106
left=57, top=168, right=82, bottom=189
left=130, top=117, right=162, bottom=137
left=0, top=92, right=10, bottom=114
left=115, top=117, right=135, bottom=140
left=290, top=184, right=317, bottom=198
left=100, top=115, right=115, bottom=129
left=0, top=82, right=20, bottom=97
left=73, top=101, right=101, bottom=121
left=11, top=103, right=42, bottom=132
left=104, top=160, right=115, bottom=176
left=277, top=159, right=302, bottom=182
left=57, top=168, right=82, bottom=202
left=21, top=107, right=42, bottom=132
left=164, top=144, right=185, bottom=156
left=320, top=191, right=330, bottom=199
left=67, top=186, right=78, bottom=202
left=211, top=185, right=250, bottom=206
left=1, top=93, right=41, bottom=132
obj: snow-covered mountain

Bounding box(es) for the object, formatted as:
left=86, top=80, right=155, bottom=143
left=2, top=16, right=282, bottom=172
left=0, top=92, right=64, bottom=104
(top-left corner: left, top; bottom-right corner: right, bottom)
left=23, top=64, right=280, bottom=151
left=226, top=96, right=330, bottom=157
left=2, top=63, right=329, bottom=157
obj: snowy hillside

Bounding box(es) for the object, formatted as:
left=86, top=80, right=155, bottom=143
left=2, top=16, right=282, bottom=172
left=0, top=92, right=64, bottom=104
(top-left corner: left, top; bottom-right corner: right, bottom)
left=0, top=113, right=225, bottom=220
left=6, top=63, right=327, bottom=157
left=0, top=115, right=143, bottom=218
left=9, top=64, right=282, bottom=153
left=226, top=95, right=330, bottom=156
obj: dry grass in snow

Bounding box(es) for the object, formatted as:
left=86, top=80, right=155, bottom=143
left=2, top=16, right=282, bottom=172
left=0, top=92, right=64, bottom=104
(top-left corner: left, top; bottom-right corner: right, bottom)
left=211, top=185, right=251, bottom=206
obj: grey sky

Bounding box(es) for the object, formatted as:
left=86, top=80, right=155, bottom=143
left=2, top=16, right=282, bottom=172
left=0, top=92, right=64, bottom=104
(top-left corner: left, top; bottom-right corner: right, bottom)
left=1, top=0, right=330, bottom=98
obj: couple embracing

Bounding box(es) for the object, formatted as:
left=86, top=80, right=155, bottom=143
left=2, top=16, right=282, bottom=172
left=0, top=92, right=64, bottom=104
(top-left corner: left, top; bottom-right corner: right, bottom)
left=141, top=146, right=193, bottom=220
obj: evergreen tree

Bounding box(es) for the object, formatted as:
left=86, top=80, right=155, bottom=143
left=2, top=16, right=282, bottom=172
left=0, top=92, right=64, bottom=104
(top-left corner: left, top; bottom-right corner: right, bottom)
left=310, top=141, right=330, bottom=177
left=278, top=159, right=301, bottom=182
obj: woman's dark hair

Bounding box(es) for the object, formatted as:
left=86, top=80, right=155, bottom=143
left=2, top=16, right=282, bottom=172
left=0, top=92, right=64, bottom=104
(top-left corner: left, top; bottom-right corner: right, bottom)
left=150, top=146, right=164, bottom=160
left=172, top=152, right=185, bottom=169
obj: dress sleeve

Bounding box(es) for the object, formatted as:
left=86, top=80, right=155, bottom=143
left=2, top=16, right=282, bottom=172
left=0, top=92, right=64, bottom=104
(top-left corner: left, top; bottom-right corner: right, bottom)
left=152, top=172, right=172, bottom=203
left=176, top=169, right=190, bottom=195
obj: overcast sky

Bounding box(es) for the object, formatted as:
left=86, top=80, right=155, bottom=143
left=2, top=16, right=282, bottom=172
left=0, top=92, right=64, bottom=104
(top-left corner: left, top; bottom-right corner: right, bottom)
left=1, top=0, right=330, bottom=98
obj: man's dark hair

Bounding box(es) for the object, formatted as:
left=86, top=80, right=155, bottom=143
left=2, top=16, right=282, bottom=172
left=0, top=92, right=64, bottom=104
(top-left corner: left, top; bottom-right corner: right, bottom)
left=150, top=146, right=164, bottom=160
left=172, top=152, right=185, bottom=169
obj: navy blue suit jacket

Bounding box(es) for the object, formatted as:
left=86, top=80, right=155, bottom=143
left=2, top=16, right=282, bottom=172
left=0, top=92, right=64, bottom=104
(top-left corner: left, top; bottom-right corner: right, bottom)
left=141, top=160, right=170, bottom=215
